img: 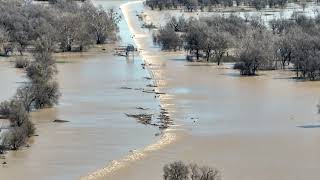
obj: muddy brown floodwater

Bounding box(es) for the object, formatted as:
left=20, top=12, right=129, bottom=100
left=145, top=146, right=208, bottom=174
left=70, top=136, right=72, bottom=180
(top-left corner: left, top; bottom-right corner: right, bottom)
left=0, top=1, right=163, bottom=179
left=2, top=1, right=320, bottom=180
left=101, top=1, right=320, bottom=180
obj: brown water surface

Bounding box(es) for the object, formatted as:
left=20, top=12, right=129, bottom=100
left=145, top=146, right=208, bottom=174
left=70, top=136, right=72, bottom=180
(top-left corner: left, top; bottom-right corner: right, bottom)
left=1, top=1, right=320, bottom=180
left=104, top=1, right=320, bottom=180
left=0, top=2, right=161, bottom=177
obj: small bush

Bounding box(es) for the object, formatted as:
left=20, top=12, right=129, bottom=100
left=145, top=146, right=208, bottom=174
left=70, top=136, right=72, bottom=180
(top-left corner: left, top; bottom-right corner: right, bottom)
left=164, top=161, right=189, bottom=180
left=32, top=81, right=60, bottom=109
left=22, top=120, right=36, bottom=137
left=0, top=100, right=29, bottom=127
left=1, top=119, right=35, bottom=151
left=234, top=61, right=257, bottom=76
left=2, top=127, right=26, bottom=150
left=9, top=101, right=29, bottom=127
left=163, top=161, right=221, bottom=180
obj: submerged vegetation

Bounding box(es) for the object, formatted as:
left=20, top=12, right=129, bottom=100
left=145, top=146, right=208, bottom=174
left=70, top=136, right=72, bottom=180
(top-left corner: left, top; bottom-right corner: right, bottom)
left=0, top=0, right=120, bottom=153
left=163, top=161, right=221, bottom=180
left=153, top=12, right=320, bottom=79
left=0, top=39, right=60, bottom=152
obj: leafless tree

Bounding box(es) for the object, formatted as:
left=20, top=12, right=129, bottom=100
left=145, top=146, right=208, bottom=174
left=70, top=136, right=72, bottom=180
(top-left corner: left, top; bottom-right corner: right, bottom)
left=2, top=127, right=26, bottom=150
left=235, top=30, right=275, bottom=75
left=164, top=161, right=189, bottom=180
left=203, top=30, right=229, bottom=64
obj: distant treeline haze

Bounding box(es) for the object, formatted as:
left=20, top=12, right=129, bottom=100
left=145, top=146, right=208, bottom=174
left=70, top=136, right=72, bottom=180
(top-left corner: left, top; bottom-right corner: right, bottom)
left=145, top=0, right=314, bottom=11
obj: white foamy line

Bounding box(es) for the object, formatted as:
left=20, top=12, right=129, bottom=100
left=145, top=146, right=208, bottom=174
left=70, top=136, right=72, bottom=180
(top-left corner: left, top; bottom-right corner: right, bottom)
left=81, top=1, right=179, bottom=179
left=81, top=131, right=177, bottom=180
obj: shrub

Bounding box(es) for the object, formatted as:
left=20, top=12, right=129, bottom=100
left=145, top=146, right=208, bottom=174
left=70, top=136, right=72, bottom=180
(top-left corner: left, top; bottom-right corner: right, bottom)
left=164, top=161, right=189, bottom=180
left=22, top=120, right=35, bottom=137
left=0, top=100, right=29, bottom=127
left=32, top=81, right=60, bottom=109
left=2, top=127, right=26, bottom=150
left=163, top=161, right=221, bottom=180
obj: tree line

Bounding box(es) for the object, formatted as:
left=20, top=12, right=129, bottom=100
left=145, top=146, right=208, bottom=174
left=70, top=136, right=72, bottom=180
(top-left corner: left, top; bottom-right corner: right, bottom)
left=146, top=0, right=291, bottom=11
left=153, top=12, right=320, bottom=79
left=0, top=0, right=120, bottom=56
left=0, top=0, right=120, bottom=153
left=0, top=39, right=60, bottom=152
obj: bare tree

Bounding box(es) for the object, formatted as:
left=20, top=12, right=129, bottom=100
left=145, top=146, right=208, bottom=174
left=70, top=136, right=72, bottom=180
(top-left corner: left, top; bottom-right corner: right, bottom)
left=164, top=161, right=189, bottom=180
left=203, top=30, right=229, bottom=64
left=2, top=127, right=26, bottom=150
left=0, top=0, right=119, bottom=54
left=184, top=20, right=207, bottom=60
left=0, top=99, right=29, bottom=127
left=81, top=3, right=120, bottom=44
left=235, top=30, right=275, bottom=75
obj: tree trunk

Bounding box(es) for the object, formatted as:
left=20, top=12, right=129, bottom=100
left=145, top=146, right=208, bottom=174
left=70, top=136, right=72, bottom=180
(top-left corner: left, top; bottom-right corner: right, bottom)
left=217, top=53, right=224, bottom=66
left=282, top=60, right=286, bottom=69
left=196, top=49, right=199, bottom=60
left=206, top=50, right=210, bottom=62
left=96, top=38, right=101, bottom=44
left=67, top=44, right=72, bottom=52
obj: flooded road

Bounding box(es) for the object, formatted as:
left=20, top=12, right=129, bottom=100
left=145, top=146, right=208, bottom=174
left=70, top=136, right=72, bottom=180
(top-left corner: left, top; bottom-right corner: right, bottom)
left=105, top=1, right=320, bottom=180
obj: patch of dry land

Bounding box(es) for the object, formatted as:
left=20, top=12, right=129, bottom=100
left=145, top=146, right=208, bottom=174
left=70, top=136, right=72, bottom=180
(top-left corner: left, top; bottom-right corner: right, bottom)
left=89, top=1, right=320, bottom=180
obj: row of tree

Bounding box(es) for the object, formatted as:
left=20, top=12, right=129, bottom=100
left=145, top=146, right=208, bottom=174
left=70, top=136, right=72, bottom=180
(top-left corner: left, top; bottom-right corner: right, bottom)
left=0, top=1, right=77, bottom=153
left=153, top=13, right=320, bottom=79
left=0, top=0, right=120, bottom=55
left=163, top=161, right=221, bottom=180
left=145, top=0, right=291, bottom=11
left=0, top=39, right=60, bottom=151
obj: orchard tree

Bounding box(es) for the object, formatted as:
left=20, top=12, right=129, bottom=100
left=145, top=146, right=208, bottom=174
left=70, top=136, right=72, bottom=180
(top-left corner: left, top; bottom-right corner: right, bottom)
left=235, top=30, right=275, bottom=75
